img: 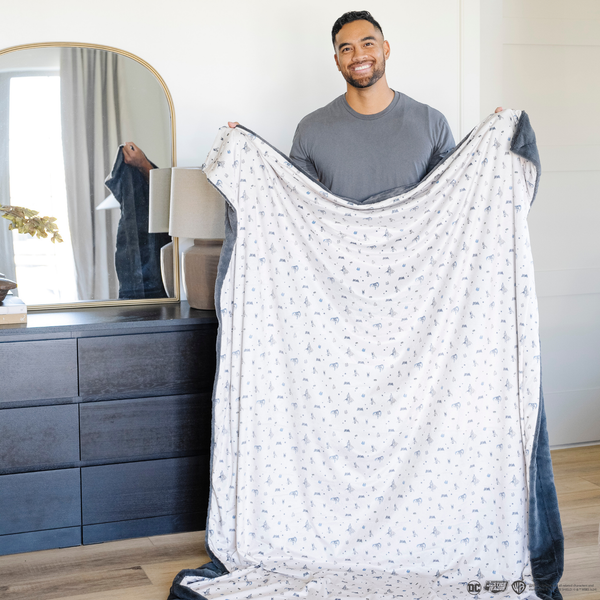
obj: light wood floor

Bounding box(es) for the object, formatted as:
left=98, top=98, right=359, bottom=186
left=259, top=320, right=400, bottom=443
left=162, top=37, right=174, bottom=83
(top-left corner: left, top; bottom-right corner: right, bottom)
left=1, top=445, right=598, bottom=600
left=551, top=445, right=600, bottom=599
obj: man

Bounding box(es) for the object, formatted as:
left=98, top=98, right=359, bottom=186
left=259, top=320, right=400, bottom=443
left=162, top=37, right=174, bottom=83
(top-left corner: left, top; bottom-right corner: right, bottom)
left=290, top=10, right=456, bottom=202
left=229, top=11, right=500, bottom=201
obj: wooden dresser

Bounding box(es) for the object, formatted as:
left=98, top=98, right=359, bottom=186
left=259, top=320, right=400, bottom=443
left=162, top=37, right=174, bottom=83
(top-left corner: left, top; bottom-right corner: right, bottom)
left=0, top=302, right=218, bottom=556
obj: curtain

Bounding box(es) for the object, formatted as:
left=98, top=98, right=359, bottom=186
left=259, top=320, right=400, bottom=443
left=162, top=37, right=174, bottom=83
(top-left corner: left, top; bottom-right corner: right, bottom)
left=0, top=74, right=17, bottom=286
left=60, top=48, right=130, bottom=300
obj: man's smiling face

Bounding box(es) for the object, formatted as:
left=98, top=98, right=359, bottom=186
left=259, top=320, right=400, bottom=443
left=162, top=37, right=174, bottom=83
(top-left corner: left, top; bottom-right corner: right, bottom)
left=334, top=20, right=390, bottom=89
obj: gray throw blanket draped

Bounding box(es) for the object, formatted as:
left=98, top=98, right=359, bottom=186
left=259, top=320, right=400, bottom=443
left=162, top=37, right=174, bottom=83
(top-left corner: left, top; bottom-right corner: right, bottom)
left=105, top=146, right=170, bottom=299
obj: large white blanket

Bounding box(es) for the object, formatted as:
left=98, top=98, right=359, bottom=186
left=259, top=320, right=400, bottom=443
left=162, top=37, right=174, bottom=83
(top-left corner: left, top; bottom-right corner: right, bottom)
left=179, top=111, right=552, bottom=599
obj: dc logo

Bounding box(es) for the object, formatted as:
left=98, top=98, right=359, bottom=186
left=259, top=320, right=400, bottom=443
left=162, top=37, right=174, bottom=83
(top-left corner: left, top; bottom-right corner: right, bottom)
left=512, top=580, right=527, bottom=595
left=468, top=581, right=482, bottom=595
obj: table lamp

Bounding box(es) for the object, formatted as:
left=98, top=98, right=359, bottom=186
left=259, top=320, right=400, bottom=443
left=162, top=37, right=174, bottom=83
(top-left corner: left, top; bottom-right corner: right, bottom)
left=167, top=167, right=226, bottom=310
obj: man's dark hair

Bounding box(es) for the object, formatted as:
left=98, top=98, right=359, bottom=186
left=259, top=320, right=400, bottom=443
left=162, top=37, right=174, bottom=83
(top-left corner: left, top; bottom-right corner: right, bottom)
left=331, top=11, right=384, bottom=47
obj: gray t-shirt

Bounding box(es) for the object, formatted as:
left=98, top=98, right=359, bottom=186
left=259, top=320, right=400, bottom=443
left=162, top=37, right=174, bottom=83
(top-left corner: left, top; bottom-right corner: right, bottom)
left=290, top=91, right=455, bottom=202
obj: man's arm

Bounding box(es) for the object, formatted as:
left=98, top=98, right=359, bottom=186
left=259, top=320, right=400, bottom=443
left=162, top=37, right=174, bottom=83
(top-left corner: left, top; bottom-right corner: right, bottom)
left=426, top=107, right=504, bottom=173
left=426, top=116, right=456, bottom=174
left=122, top=143, right=153, bottom=181
left=289, top=125, right=320, bottom=180
left=229, top=120, right=319, bottom=179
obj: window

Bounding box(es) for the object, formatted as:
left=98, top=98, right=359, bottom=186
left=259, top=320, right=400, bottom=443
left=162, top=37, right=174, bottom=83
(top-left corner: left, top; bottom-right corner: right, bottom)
left=8, top=74, right=77, bottom=303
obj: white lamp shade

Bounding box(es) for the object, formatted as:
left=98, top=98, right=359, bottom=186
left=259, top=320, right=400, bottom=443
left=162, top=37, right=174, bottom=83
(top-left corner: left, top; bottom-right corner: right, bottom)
left=168, top=168, right=226, bottom=240
left=148, top=168, right=172, bottom=233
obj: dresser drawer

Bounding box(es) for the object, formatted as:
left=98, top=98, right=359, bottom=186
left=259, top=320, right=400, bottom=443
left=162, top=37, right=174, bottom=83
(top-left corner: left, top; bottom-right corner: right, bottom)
left=0, top=528, right=81, bottom=556
left=82, top=455, right=210, bottom=525
left=0, top=404, right=79, bottom=472
left=80, top=393, right=212, bottom=461
left=82, top=513, right=205, bottom=545
left=0, top=339, right=78, bottom=404
left=78, top=327, right=217, bottom=399
left=0, top=469, right=81, bottom=536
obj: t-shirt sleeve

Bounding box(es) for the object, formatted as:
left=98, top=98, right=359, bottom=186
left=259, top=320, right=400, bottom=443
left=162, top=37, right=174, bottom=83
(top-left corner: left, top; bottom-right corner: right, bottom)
left=426, top=116, right=455, bottom=174
left=289, top=124, right=320, bottom=180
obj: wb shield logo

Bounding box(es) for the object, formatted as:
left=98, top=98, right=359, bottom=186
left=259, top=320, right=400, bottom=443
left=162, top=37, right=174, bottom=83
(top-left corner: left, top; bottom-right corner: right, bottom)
left=467, top=581, right=482, bottom=595
left=512, top=580, right=527, bottom=595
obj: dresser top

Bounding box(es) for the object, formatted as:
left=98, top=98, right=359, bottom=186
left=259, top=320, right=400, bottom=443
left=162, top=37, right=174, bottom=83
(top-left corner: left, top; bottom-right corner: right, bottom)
left=0, top=302, right=217, bottom=341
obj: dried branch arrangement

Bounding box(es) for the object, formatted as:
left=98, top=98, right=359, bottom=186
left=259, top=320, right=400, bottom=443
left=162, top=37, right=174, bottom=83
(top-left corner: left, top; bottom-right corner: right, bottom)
left=0, top=205, right=63, bottom=243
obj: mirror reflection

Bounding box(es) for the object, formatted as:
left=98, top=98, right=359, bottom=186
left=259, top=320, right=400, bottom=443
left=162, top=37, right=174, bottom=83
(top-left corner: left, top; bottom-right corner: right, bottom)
left=0, top=45, right=174, bottom=306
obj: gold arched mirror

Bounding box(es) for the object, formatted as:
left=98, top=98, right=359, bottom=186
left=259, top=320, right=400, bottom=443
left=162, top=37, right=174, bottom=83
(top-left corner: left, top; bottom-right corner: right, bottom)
left=0, top=42, right=179, bottom=311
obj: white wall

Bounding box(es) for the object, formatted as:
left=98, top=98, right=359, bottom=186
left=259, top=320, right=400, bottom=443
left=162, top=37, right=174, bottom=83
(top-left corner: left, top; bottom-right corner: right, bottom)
left=120, top=56, right=171, bottom=169
left=0, top=0, right=477, bottom=165
left=496, top=0, right=600, bottom=446
left=0, top=47, right=60, bottom=72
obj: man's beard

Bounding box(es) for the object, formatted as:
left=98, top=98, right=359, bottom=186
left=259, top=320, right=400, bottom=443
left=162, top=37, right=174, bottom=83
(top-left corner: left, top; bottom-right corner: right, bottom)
left=343, top=61, right=385, bottom=89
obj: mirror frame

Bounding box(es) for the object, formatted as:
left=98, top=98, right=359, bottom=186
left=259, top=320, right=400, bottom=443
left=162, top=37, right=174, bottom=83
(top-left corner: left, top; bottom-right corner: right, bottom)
left=0, top=41, right=180, bottom=311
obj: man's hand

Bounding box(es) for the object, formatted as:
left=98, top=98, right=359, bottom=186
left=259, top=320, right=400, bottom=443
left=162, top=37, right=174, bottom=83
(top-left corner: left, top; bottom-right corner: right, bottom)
left=494, top=107, right=503, bottom=113
left=122, top=142, right=153, bottom=180
left=228, top=122, right=239, bottom=128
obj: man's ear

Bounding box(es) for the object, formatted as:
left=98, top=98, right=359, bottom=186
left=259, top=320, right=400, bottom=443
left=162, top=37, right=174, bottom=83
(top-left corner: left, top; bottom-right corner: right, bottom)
left=334, top=53, right=340, bottom=71
left=384, top=40, right=390, bottom=60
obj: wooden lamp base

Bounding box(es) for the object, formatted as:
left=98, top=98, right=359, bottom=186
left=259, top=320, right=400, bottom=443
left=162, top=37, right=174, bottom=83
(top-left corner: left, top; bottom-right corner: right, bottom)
left=182, top=239, right=223, bottom=310
left=160, top=241, right=175, bottom=298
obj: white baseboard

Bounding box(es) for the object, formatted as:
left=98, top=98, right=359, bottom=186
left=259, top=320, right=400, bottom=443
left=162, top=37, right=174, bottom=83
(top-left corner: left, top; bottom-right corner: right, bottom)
left=550, top=440, right=600, bottom=451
